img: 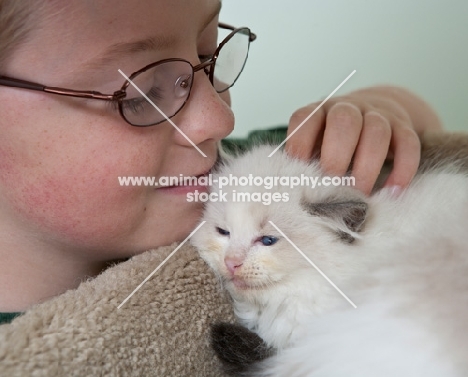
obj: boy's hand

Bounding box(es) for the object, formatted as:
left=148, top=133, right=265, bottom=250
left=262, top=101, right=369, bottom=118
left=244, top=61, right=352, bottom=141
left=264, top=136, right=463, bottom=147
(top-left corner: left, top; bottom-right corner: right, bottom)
left=285, top=86, right=443, bottom=195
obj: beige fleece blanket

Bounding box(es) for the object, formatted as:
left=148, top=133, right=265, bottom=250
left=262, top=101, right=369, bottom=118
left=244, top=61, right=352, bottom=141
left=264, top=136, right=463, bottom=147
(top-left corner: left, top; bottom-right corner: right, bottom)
left=0, top=243, right=235, bottom=376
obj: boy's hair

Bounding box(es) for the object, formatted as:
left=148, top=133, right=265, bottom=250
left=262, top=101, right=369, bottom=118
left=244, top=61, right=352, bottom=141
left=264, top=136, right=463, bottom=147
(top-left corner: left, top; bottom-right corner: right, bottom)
left=0, top=0, right=43, bottom=69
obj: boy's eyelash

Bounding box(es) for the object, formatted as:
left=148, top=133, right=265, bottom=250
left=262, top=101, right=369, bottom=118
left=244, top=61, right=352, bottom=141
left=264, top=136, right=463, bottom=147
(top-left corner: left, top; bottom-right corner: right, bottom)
left=108, top=87, right=162, bottom=114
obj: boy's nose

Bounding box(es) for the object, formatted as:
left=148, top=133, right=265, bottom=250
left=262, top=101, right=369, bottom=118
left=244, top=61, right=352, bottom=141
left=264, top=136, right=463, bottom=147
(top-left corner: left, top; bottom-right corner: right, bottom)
left=172, top=70, right=234, bottom=147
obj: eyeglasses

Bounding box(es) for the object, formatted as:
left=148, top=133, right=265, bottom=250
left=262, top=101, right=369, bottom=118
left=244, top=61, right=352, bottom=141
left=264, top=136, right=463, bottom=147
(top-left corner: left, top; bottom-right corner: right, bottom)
left=0, top=23, right=256, bottom=127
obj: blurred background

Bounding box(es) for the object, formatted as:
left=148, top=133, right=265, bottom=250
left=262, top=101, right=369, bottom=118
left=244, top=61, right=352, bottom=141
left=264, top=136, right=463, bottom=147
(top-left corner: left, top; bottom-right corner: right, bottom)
left=220, top=0, right=468, bottom=137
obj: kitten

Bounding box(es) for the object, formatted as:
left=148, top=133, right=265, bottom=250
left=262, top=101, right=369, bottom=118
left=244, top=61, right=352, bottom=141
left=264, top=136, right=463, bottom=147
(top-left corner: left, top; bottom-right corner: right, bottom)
left=191, top=133, right=468, bottom=377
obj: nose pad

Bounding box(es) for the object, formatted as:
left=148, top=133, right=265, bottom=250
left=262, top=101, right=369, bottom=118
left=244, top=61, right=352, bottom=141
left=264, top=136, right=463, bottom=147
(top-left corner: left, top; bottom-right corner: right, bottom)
left=174, top=74, right=192, bottom=98
left=224, top=256, right=244, bottom=275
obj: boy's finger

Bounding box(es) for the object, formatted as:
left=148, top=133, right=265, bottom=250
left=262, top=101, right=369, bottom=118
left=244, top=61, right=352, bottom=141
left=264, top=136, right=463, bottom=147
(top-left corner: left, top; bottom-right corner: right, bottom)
left=285, top=104, right=326, bottom=160
left=383, top=125, right=421, bottom=191
left=351, top=111, right=392, bottom=194
left=320, top=102, right=363, bottom=176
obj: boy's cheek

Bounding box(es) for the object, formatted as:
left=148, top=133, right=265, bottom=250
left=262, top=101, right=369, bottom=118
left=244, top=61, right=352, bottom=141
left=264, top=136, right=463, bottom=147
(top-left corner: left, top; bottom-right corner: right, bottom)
left=1, top=156, right=146, bottom=246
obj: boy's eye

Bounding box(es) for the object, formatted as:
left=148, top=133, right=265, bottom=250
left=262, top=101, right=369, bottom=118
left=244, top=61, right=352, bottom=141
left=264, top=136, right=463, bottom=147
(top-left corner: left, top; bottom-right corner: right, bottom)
left=216, top=227, right=230, bottom=236
left=111, top=86, right=163, bottom=115
left=259, top=236, right=278, bottom=246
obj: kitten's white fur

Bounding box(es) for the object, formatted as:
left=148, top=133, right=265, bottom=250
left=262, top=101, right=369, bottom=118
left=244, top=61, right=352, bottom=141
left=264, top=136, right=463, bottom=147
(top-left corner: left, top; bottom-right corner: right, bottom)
left=191, top=145, right=468, bottom=376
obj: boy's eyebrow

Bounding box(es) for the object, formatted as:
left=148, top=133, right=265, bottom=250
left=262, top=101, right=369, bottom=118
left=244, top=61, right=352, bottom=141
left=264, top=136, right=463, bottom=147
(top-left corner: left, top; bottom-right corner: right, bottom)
left=82, top=2, right=222, bottom=73
left=82, top=35, right=177, bottom=72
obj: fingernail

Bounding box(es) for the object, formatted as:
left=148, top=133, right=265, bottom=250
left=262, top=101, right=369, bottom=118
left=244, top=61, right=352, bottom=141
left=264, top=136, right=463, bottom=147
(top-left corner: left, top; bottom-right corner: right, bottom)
left=387, top=185, right=403, bottom=198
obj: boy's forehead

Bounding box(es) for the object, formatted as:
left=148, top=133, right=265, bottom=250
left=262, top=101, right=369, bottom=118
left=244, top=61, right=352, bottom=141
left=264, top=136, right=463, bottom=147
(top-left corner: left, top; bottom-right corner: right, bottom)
left=12, top=0, right=221, bottom=81
left=47, top=0, right=220, bottom=39
left=82, top=0, right=222, bottom=71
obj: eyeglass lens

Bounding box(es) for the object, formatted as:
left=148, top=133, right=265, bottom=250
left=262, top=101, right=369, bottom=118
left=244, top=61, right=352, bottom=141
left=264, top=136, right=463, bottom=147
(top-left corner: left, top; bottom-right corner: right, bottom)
left=122, top=60, right=193, bottom=126
left=121, top=27, right=251, bottom=127
left=213, top=28, right=251, bottom=93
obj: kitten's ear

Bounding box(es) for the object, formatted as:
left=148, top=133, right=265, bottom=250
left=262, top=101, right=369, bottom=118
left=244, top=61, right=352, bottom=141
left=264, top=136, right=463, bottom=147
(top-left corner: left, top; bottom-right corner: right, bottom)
left=302, top=199, right=368, bottom=241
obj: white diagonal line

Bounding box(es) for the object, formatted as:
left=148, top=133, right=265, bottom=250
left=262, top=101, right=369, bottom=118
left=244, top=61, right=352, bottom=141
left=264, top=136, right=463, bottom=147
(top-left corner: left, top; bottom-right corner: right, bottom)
left=117, top=221, right=206, bottom=309
left=118, top=69, right=207, bottom=158
left=268, top=70, right=356, bottom=157
left=269, top=221, right=357, bottom=308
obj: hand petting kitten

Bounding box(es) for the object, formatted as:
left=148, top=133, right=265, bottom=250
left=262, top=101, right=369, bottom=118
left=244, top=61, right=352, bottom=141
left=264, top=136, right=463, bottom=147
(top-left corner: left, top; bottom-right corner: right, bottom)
left=286, top=85, right=443, bottom=194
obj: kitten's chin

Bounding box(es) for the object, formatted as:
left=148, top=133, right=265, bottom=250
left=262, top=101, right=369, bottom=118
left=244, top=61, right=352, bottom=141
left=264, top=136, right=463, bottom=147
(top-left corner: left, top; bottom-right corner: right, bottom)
left=227, top=276, right=272, bottom=293
left=231, top=277, right=251, bottom=290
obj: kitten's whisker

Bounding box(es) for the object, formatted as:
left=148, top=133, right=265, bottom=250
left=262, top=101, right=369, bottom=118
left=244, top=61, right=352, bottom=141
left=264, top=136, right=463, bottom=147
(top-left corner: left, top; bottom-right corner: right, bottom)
left=269, top=221, right=357, bottom=309
left=265, top=276, right=276, bottom=289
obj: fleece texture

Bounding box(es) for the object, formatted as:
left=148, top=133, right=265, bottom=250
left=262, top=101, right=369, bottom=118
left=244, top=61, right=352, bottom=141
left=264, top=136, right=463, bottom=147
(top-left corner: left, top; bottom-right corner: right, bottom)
left=0, top=242, right=235, bottom=376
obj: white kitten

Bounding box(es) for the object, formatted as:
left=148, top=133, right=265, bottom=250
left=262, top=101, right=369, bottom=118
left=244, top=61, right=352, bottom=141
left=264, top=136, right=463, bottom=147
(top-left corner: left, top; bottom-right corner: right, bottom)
left=191, top=143, right=468, bottom=377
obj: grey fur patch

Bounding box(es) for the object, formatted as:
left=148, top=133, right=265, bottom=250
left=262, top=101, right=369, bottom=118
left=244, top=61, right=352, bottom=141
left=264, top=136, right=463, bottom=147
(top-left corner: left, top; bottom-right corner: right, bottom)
left=301, top=200, right=368, bottom=242
left=211, top=322, right=274, bottom=376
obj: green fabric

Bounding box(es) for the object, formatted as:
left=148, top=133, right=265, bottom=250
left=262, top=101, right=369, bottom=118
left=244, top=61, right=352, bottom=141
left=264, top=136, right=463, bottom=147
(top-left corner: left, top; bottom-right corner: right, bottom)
left=0, top=312, right=21, bottom=325
left=221, top=126, right=287, bottom=155
left=0, top=127, right=288, bottom=327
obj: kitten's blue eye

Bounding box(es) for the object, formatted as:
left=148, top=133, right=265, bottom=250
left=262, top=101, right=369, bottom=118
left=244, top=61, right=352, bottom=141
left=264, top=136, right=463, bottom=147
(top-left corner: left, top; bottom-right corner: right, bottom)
left=216, top=227, right=230, bottom=236
left=260, top=236, right=278, bottom=246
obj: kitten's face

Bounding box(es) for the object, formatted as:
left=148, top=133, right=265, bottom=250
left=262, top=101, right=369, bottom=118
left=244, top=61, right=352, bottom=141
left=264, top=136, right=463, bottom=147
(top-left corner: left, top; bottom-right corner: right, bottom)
left=191, top=146, right=368, bottom=300
left=193, top=198, right=313, bottom=294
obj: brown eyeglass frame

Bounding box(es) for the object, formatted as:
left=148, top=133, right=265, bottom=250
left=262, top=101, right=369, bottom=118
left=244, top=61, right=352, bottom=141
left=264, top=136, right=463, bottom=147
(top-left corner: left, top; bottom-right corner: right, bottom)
left=0, top=22, right=256, bottom=127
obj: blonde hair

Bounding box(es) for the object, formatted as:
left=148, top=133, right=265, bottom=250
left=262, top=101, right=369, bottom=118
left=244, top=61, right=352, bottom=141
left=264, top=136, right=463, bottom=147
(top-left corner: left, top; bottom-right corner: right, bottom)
left=0, top=0, right=41, bottom=69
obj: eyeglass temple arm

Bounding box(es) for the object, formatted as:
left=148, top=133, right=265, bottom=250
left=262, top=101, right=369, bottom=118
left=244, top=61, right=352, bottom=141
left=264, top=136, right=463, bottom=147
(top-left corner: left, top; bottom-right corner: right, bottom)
left=0, top=75, right=124, bottom=101
left=218, top=22, right=257, bottom=42
left=0, top=75, right=45, bottom=91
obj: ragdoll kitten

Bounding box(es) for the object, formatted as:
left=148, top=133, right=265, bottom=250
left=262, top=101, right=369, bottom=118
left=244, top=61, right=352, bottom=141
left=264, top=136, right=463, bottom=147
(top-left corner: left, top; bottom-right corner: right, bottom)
left=191, top=133, right=468, bottom=377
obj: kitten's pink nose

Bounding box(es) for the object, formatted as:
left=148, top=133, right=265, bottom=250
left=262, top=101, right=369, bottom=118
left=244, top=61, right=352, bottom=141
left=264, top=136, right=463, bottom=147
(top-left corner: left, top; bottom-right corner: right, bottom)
left=225, top=256, right=244, bottom=275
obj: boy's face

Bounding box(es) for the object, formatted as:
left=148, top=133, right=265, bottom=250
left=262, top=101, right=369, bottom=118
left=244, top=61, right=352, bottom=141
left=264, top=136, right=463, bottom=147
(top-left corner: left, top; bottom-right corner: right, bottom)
left=0, top=0, right=234, bottom=259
